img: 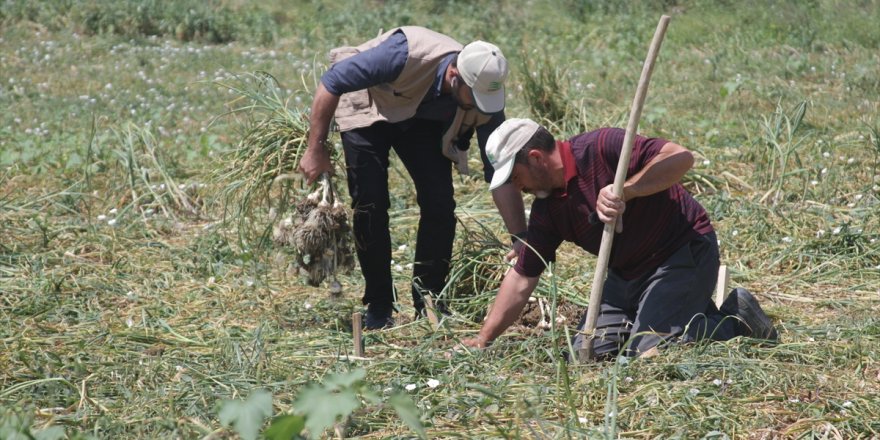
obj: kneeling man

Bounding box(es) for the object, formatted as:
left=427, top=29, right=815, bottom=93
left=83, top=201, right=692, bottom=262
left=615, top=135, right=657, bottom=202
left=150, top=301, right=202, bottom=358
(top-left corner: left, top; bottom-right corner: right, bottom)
left=463, top=118, right=777, bottom=357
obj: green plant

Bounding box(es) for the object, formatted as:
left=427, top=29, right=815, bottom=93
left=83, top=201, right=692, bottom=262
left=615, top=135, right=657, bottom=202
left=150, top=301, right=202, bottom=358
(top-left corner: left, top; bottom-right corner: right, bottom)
left=212, top=71, right=322, bottom=248
left=218, top=370, right=425, bottom=439
left=748, top=100, right=809, bottom=205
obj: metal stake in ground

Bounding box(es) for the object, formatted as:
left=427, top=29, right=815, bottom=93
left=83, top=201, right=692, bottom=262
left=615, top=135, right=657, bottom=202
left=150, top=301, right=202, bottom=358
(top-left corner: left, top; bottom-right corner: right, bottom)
left=577, top=15, right=671, bottom=362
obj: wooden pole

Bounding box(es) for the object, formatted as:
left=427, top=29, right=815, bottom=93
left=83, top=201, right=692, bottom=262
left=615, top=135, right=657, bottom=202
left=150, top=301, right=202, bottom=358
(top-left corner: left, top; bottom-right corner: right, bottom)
left=714, top=265, right=729, bottom=308
left=577, top=15, right=671, bottom=362
left=423, top=295, right=440, bottom=329
left=352, top=312, right=364, bottom=357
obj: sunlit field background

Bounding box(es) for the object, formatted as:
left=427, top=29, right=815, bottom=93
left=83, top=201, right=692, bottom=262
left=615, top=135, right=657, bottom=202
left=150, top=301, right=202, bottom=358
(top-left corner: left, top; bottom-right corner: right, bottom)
left=2, top=0, right=879, bottom=438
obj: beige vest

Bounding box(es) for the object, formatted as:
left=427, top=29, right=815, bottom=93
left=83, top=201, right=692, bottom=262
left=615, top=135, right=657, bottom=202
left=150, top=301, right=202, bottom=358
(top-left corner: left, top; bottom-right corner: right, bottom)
left=329, top=26, right=492, bottom=173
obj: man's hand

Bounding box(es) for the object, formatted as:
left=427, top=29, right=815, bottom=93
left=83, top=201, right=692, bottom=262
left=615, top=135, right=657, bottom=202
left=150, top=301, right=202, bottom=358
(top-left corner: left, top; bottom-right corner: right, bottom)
left=505, top=236, right=525, bottom=262
left=444, top=335, right=489, bottom=359
left=596, top=184, right=625, bottom=233
left=461, top=335, right=490, bottom=349
left=298, top=142, right=333, bottom=185
left=300, top=83, right=340, bottom=185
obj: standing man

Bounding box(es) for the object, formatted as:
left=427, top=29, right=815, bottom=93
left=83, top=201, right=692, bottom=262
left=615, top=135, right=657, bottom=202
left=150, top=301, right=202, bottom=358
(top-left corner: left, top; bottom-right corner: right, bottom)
left=463, top=118, right=777, bottom=357
left=299, top=27, right=527, bottom=329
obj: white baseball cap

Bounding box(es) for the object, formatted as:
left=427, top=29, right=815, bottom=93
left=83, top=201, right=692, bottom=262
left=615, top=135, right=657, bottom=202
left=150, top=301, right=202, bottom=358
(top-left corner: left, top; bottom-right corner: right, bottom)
left=458, top=41, right=508, bottom=114
left=486, top=118, right=540, bottom=190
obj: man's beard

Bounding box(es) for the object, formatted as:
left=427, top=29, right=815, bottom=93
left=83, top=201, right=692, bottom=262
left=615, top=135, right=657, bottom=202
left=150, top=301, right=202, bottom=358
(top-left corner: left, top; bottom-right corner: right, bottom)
left=532, top=190, right=552, bottom=199
left=526, top=165, right=554, bottom=199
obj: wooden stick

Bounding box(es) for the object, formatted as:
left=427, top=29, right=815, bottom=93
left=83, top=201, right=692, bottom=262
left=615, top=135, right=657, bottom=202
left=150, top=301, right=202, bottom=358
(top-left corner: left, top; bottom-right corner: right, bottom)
left=714, top=265, right=729, bottom=308
left=352, top=312, right=364, bottom=357
left=423, top=296, right=440, bottom=329
left=578, top=15, right=671, bottom=363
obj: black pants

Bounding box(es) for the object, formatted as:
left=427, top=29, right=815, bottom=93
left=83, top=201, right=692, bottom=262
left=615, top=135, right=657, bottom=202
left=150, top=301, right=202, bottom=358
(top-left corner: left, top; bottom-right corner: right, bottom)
left=341, top=120, right=455, bottom=314
left=574, top=232, right=738, bottom=357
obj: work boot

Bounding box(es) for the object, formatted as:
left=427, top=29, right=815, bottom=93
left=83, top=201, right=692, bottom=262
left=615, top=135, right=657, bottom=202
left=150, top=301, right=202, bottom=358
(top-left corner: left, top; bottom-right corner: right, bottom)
left=721, top=288, right=778, bottom=341
left=363, top=306, right=394, bottom=330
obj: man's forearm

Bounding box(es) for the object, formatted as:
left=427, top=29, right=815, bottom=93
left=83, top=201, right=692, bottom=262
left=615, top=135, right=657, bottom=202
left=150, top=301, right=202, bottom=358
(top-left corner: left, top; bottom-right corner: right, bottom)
left=307, top=83, right=340, bottom=151
left=491, top=183, right=527, bottom=236
left=622, top=142, right=694, bottom=201
left=476, top=269, right=539, bottom=345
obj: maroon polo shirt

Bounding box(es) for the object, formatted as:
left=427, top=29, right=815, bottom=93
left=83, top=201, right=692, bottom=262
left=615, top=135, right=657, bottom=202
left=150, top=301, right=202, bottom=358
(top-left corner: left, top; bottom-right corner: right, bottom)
left=514, top=128, right=714, bottom=280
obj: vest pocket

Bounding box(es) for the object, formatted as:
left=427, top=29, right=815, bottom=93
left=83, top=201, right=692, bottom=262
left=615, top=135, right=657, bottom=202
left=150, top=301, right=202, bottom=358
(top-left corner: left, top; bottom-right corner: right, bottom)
left=339, top=89, right=372, bottom=112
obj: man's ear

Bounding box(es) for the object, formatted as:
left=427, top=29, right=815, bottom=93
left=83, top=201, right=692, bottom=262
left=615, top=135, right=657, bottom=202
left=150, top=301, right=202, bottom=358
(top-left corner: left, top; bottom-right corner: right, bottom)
left=527, top=149, right=544, bottom=165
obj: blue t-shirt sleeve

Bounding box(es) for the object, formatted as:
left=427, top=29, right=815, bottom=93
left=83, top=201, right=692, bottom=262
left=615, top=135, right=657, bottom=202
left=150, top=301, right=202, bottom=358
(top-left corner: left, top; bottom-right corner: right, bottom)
left=321, top=30, right=409, bottom=96
left=476, top=110, right=506, bottom=182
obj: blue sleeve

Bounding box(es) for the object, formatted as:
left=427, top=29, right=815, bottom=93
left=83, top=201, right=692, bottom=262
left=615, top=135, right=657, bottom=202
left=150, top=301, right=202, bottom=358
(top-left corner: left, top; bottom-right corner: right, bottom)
left=476, top=110, right=506, bottom=182
left=321, top=30, right=409, bottom=96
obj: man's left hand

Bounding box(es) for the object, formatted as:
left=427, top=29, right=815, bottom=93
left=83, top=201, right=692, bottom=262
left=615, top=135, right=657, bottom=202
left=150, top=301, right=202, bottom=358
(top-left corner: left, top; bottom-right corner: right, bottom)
left=596, top=184, right=625, bottom=233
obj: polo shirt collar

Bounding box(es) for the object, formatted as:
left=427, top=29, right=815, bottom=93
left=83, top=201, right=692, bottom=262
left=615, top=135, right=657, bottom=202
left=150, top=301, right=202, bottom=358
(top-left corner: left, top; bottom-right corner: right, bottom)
left=428, top=53, right=456, bottom=100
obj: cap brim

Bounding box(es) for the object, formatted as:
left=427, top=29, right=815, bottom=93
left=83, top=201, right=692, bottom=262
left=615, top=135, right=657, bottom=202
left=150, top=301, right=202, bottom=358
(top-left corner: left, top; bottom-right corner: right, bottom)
left=488, top=156, right=515, bottom=191
left=472, top=86, right=505, bottom=114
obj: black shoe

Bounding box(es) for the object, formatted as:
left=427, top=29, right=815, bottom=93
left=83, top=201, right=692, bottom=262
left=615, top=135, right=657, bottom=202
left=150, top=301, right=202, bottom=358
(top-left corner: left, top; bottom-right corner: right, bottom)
left=721, top=288, right=778, bottom=341
left=363, top=308, right=394, bottom=330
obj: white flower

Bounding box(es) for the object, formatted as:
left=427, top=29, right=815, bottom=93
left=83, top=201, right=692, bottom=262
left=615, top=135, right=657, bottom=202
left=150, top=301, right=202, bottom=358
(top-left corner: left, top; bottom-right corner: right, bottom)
left=109, top=208, right=118, bottom=214
left=126, top=317, right=134, bottom=328
left=702, top=159, right=711, bottom=166
left=732, top=230, right=738, bottom=236
left=394, top=264, right=403, bottom=272
left=107, top=218, right=117, bottom=226
left=782, top=236, right=792, bottom=243
left=688, top=388, right=700, bottom=396
left=712, top=379, right=723, bottom=386
left=397, top=244, right=407, bottom=251
left=405, top=384, right=416, bottom=391
left=832, top=227, right=842, bottom=235
left=426, top=379, right=441, bottom=389
left=810, top=180, right=819, bottom=186
left=842, top=401, right=853, bottom=408
left=97, top=214, right=107, bottom=221
left=578, top=417, right=588, bottom=424
left=816, top=229, right=825, bottom=238
left=624, top=376, right=633, bottom=383
left=304, top=302, right=312, bottom=310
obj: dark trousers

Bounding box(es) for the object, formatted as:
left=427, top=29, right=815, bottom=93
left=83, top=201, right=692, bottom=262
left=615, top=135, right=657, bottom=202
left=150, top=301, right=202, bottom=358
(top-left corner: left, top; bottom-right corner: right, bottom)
left=575, top=232, right=738, bottom=357
left=341, top=120, right=456, bottom=314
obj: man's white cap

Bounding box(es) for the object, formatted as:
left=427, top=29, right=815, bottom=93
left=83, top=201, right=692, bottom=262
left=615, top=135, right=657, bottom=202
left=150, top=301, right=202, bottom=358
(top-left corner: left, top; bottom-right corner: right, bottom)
left=486, top=118, right=540, bottom=190
left=458, top=41, right=508, bottom=114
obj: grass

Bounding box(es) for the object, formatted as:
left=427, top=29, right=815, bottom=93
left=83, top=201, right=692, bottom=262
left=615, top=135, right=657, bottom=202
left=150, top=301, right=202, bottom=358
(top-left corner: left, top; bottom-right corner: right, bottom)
left=2, top=0, right=880, bottom=438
